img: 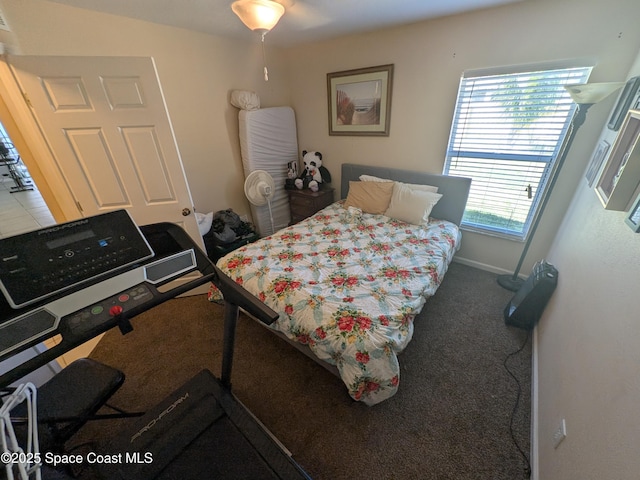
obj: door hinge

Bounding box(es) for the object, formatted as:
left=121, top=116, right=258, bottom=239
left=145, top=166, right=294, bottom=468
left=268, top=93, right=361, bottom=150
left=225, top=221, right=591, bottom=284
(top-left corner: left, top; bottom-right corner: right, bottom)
left=22, top=92, right=33, bottom=108
left=76, top=201, right=83, bottom=213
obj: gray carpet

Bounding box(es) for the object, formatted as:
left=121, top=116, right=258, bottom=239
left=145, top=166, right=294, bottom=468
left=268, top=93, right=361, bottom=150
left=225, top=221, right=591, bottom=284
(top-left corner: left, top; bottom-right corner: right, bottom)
left=79, top=262, right=531, bottom=480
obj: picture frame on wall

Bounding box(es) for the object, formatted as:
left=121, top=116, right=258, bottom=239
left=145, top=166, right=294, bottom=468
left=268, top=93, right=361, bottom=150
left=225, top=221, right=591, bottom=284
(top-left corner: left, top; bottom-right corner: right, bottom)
left=585, top=140, right=610, bottom=187
left=624, top=192, right=640, bottom=232
left=327, top=64, right=394, bottom=136
left=608, top=76, right=640, bottom=131
left=595, top=109, right=640, bottom=210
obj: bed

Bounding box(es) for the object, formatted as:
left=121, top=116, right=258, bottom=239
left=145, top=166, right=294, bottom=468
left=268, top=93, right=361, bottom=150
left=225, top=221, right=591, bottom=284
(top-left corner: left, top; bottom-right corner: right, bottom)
left=210, top=163, right=471, bottom=405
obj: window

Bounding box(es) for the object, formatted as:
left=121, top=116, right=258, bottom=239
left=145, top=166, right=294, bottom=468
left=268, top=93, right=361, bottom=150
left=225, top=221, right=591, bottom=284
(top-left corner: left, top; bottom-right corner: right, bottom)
left=444, top=66, right=591, bottom=240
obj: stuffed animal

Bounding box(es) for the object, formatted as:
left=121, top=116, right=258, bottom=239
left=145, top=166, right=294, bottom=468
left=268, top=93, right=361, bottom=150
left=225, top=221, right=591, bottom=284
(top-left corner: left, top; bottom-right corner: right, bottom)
left=285, top=160, right=298, bottom=190
left=294, top=150, right=331, bottom=192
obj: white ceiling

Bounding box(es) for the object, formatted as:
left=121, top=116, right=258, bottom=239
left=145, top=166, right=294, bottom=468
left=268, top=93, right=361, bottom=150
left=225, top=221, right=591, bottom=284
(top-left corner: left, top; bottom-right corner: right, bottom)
left=46, top=0, right=525, bottom=47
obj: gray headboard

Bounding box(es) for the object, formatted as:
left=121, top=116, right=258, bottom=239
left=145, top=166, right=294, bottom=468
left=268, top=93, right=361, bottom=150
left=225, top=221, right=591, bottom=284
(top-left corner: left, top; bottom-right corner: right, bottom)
left=340, top=163, right=471, bottom=226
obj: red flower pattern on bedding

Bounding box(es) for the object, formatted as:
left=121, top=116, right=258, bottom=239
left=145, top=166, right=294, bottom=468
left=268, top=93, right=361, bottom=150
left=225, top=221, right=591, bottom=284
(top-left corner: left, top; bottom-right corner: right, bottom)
left=209, top=202, right=460, bottom=405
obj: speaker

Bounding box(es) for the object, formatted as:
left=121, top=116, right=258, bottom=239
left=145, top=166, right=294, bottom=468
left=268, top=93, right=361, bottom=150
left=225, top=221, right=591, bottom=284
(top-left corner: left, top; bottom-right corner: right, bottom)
left=504, top=261, right=558, bottom=330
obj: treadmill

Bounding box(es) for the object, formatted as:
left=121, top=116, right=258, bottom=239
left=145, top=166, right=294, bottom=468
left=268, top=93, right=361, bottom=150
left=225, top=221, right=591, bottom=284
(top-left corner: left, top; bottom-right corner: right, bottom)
left=0, top=210, right=311, bottom=479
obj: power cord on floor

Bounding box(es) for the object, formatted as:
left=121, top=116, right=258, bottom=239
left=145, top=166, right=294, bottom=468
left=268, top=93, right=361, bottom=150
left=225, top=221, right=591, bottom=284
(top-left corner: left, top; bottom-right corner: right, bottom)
left=504, top=329, right=532, bottom=479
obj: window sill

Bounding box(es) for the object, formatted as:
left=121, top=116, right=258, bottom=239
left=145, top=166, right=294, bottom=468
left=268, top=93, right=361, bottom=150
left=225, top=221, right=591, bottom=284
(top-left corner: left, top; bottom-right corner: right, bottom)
left=460, top=224, right=526, bottom=242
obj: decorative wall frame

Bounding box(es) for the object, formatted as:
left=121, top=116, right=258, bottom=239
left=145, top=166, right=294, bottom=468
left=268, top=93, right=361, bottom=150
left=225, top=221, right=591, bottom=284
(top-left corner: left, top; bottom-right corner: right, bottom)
left=585, top=140, right=610, bottom=187
left=624, top=192, right=640, bottom=232
left=596, top=109, right=640, bottom=210
left=608, top=76, right=640, bottom=131
left=327, top=64, right=394, bottom=136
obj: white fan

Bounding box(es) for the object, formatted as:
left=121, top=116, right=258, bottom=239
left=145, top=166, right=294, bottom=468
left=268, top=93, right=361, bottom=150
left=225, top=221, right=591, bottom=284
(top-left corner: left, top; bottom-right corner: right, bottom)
left=244, top=170, right=276, bottom=234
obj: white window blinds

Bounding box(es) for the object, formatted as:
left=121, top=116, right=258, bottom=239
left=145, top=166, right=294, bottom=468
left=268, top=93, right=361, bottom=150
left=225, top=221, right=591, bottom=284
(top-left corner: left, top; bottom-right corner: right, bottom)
left=444, top=66, right=591, bottom=239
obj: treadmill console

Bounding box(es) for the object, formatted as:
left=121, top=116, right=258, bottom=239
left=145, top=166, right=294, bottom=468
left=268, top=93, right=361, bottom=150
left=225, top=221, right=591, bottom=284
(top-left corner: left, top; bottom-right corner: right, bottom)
left=0, top=210, right=154, bottom=309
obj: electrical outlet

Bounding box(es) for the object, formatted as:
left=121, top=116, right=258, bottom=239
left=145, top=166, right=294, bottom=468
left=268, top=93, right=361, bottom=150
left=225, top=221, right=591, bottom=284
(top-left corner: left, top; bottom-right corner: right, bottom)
left=553, top=418, right=567, bottom=449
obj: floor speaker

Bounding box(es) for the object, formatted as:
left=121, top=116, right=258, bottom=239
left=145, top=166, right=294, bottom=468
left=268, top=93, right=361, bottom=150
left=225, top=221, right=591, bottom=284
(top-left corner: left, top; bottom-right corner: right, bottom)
left=504, top=261, right=558, bottom=330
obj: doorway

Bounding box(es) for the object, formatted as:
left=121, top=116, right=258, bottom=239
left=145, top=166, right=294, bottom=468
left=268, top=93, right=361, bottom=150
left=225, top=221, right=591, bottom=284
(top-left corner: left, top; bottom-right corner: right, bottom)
left=7, top=55, right=203, bottom=248
left=0, top=120, right=56, bottom=238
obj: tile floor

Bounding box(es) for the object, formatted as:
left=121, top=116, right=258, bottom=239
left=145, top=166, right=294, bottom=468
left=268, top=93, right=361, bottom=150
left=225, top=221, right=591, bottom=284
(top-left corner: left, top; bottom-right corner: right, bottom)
left=0, top=177, right=56, bottom=239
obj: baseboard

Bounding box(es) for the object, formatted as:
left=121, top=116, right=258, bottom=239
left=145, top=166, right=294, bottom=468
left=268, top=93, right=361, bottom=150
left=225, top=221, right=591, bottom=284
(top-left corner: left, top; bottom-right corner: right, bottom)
left=56, top=334, right=104, bottom=368
left=531, top=326, right=539, bottom=480
left=453, top=256, right=526, bottom=278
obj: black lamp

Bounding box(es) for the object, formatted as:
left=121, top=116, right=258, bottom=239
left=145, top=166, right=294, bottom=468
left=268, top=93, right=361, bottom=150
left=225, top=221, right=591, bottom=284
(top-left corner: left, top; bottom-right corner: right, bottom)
left=497, top=82, right=625, bottom=292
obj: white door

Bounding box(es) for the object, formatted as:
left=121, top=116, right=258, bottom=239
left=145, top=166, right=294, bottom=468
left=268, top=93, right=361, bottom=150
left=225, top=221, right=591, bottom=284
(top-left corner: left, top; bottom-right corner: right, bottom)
left=7, top=56, right=203, bottom=248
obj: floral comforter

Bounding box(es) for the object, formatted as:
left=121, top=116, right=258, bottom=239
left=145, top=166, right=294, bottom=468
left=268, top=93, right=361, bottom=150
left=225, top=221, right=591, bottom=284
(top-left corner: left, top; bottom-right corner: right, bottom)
left=209, top=202, right=461, bottom=405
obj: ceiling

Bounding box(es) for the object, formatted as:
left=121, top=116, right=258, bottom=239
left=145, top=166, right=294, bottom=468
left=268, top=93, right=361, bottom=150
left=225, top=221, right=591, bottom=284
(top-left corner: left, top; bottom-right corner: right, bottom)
left=46, top=0, right=525, bottom=47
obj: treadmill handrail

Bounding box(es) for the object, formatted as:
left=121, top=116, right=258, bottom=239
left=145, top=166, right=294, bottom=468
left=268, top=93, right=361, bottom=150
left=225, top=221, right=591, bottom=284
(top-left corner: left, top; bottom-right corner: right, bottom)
left=0, top=221, right=277, bottom=389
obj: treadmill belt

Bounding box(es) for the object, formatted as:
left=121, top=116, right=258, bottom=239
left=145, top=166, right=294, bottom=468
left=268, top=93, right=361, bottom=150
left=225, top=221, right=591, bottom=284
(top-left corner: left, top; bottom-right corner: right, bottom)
left=157, top=416, right=278, bottom=479
left=98, top=370, right=309, bottom=480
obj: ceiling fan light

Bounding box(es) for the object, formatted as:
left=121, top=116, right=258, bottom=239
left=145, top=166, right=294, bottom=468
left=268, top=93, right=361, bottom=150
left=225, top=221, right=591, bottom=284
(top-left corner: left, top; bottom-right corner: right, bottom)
left=231, top=0, right=285, bottom=33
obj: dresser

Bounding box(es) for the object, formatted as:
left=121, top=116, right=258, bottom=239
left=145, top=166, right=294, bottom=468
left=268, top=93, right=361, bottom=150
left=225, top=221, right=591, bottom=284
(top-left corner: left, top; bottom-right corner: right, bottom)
left=287, top=187, right=335, bottom=224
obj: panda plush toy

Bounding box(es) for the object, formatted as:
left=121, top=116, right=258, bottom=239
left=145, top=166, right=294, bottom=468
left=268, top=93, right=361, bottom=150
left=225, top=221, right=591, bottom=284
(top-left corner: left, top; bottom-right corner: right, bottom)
left=294, top=150, right=331, bottom=192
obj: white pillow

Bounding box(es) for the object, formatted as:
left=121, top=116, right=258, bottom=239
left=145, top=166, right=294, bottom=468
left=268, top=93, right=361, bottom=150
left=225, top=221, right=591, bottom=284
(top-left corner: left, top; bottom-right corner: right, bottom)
left=359, top=174, right=438, bottom=193
left=230, top=90, right=260, bottom=110
left=400, top=181, right=438, bottom=193
left=359, top=174, right=393, bottom=183
left=384, top=182, right=442, bottom=225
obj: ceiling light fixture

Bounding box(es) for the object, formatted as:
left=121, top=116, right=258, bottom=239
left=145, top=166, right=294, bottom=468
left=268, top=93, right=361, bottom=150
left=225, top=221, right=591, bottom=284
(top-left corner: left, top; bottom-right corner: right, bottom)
left=231, top=0, right=285, bottom=33
left=231, top=0, right=285, bottom=81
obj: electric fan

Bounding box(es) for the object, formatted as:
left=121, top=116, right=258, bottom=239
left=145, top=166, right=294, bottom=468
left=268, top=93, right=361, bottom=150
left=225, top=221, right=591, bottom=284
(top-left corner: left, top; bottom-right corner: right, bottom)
left=243, top=170, right=276, bottom=235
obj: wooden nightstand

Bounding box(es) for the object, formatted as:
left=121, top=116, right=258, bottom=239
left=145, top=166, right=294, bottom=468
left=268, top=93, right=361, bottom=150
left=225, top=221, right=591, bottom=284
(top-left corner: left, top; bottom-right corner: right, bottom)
left=287, top=187, right=335, bottom=224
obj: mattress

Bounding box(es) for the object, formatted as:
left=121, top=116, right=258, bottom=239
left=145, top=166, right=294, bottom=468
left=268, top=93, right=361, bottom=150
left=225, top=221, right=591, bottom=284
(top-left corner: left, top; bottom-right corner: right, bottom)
left=238, top=107, right=298, bottom=236
left=210, top=201, right=461, bottom=405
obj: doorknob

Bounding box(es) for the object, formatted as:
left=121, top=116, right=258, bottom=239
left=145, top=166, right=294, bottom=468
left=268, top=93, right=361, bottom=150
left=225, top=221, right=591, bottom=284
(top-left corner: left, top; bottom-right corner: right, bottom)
left=182, top=208, right=192, bottom=216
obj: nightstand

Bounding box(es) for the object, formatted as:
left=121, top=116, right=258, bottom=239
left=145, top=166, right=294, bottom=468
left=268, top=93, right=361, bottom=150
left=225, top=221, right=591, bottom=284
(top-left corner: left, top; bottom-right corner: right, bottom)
left=287, top=187, right=335, bottom=224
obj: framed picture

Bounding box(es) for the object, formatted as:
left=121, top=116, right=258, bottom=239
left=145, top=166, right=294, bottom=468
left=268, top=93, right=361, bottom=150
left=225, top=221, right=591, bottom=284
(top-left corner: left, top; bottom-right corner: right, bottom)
left=585, top=140, right=610, bottom=187
left=608, top=76, right=640, bottom=131
left=596, top=110, right=640, bottom=210
left=327, top=64, right=394, bottom=136
left=625, top=192, right=640, bottom=232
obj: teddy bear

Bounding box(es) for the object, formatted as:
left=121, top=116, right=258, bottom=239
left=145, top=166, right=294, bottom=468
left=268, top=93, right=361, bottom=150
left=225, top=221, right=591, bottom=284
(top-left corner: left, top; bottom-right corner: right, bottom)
left=294, top=150, right=331, bottom=192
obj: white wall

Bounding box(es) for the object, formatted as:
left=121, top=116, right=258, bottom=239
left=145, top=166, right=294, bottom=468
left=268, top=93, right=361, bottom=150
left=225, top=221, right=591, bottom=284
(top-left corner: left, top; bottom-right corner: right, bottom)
left=284, top=0, right=640, bottom=274
left=1, top=0, right=639, bottom=277
left=536, top=51, right=640, bottom=479
left=0, top=0, right=291, bottom=221
left=2, top=1, right=640, bottom=475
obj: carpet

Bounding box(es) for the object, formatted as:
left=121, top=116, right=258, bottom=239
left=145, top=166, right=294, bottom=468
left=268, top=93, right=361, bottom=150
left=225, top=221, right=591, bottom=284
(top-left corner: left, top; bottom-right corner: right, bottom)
left=79, top=262, right=531, bottom=480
